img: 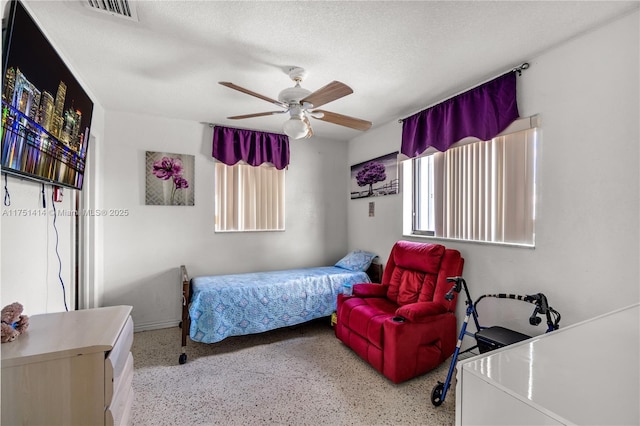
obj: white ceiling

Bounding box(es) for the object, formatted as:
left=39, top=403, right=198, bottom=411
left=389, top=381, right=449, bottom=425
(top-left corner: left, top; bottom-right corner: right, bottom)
left=20, top=0, right=640, bottom=141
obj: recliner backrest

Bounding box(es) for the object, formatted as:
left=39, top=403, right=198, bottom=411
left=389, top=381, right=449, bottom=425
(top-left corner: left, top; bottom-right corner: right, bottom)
left=384, top=241, right=446, bottom=306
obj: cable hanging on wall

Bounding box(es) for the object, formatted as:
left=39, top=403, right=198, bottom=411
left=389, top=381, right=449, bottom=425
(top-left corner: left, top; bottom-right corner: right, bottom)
left=50, top=187, right=69, bottom=311
left=3, top=173, right=10, bottom=206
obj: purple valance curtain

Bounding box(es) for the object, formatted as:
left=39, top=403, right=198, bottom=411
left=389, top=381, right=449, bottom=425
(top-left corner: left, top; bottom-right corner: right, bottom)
left=212, top=125, right=290, bottom=170
left=401, top=71, right=519, bottom=158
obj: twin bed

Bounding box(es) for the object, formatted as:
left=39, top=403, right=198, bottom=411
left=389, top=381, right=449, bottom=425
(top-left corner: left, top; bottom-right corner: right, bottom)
left=179, top=252, right=381, bottom=364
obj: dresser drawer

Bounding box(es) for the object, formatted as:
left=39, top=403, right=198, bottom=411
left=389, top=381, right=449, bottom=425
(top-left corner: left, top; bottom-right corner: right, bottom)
left=105, top=355, right=134, bottom=426
left=105, top=315, right=134, bottom=405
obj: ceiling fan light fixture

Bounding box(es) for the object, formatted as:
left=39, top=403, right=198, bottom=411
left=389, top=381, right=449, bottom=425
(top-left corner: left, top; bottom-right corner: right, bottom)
left=283, top=116, right=310, bottom=140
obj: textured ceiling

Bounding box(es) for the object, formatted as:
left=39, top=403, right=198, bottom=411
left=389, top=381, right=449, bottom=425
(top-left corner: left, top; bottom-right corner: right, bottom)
left=15, top=0, right=640, bottom=141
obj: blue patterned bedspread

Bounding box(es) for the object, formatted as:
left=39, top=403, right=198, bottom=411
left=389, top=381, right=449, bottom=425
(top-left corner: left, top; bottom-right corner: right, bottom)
left=189, top=266, right=370, bottom=343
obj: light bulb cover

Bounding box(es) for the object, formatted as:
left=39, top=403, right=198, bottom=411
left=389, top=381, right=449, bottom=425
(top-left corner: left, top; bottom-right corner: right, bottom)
left=283, top=117, right=309, bottom=140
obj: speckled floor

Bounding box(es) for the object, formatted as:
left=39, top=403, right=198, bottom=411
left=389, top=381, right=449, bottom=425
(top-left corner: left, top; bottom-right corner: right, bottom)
left=131, top=319, right=456, bottom=425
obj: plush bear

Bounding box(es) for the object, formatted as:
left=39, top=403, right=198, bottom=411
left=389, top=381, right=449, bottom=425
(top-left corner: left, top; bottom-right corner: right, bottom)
left=1, top=302, right=29, bottom=343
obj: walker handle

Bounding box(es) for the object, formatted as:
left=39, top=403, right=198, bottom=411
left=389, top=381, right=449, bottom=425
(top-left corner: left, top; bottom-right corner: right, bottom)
left=525, top=293, right=550, bottom=326
left=445, top=277, right=464, bottom=300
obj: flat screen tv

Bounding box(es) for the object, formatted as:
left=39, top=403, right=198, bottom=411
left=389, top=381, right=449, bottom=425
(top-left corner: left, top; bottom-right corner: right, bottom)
left=2, top=0, right=94, bottom=190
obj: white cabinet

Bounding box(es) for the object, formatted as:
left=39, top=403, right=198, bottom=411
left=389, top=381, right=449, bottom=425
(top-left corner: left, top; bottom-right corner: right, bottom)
left=1, top=305, right=134, bottom=425
left=455, top=303, right=639, bottom=425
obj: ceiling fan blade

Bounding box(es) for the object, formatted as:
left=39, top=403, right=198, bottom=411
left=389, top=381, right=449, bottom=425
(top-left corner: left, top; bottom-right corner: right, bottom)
left=219, top=82, right=287, bottom=108
left=227, top=111, right=286, bottom=120
left=300, top=81, right=353, bottom=108
left=312, top=110, right=372, bottom=131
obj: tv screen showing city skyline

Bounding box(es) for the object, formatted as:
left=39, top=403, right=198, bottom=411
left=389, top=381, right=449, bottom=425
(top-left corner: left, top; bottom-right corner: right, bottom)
left=2, top=0, right=94, bottom=190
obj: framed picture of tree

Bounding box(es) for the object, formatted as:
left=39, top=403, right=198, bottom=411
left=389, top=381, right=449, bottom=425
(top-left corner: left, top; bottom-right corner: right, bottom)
left=350, top=152, right=399, bottom=199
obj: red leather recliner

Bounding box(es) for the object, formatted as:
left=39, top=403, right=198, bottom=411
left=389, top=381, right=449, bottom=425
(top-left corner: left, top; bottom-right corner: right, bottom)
left=335, top=241, right=464, bottom=383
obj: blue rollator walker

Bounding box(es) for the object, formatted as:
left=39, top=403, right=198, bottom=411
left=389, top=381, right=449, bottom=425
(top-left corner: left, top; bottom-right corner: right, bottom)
left=430, top=276, right=561, bottom=407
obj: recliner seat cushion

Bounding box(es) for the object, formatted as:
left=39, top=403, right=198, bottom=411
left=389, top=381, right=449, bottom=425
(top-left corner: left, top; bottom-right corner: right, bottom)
left=339, top=296, right=397, bottom=349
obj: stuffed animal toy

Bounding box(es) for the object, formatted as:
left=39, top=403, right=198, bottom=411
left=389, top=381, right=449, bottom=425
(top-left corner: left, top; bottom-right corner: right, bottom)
left=1, top=302, right=29, bottom=343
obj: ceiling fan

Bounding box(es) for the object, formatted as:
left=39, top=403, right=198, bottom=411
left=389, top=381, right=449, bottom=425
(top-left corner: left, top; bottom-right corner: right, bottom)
left=219, top=67, right=372, bottom=140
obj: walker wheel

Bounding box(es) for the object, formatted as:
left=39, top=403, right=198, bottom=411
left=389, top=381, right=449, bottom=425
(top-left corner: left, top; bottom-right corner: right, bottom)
left=431, top=381, right=445, bottom=406
left=179, top=353, right=187, bottom=365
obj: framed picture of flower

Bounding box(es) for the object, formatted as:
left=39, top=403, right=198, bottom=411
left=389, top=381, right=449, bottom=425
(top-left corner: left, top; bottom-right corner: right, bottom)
left=350, top=152, right=399, bottom=199
left=145, top=151, right=195, bottom=206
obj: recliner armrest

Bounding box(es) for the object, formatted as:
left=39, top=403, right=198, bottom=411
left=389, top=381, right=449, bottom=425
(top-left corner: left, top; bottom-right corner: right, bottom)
left=353, top=283, right=389, bottom=297
left=395, top=302, right=448, bottom=322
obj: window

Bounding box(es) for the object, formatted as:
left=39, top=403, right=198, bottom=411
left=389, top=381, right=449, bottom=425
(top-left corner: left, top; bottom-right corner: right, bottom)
left=403, top=125, right=537, bottom=246
left=215, top=162, right=285, bottom=232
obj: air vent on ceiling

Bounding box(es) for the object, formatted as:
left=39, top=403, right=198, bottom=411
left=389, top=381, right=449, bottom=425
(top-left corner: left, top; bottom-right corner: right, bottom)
left=86, top=0, right=138, bottom=22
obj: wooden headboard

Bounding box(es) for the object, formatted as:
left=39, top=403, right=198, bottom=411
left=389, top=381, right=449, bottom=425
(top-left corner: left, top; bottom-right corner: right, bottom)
left=179, top=265, right=190, bottom=356
left=366, top=262, right=383, bottom=284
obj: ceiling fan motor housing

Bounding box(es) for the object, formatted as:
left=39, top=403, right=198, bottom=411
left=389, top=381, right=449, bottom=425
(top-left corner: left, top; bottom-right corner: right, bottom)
left=278, top=85, right=312, bottom=105
left=277, top=66, right=312, bottom=105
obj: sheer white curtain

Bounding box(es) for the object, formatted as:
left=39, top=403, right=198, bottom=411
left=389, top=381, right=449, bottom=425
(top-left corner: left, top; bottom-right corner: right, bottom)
left=215, top=162, right=285, bottom=232
left=433, top=128, right=537, bottom=245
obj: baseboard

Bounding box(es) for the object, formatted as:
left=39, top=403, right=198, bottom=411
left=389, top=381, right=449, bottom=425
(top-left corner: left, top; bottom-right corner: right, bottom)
left=134, top=319, right=180, bottom=333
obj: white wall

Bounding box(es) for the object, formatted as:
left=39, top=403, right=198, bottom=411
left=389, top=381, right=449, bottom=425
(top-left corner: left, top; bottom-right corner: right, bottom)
left=100, top=111, right=349, bottom=330
left=348, top=11, right=640, bottom=335
left=1, top=180, right=75, bottom=312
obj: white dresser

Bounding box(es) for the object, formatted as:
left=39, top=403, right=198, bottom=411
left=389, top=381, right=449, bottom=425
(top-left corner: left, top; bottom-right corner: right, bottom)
left=455, top=303, right=639, bottom=425
left=1, top=305, right=134, bottom=426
